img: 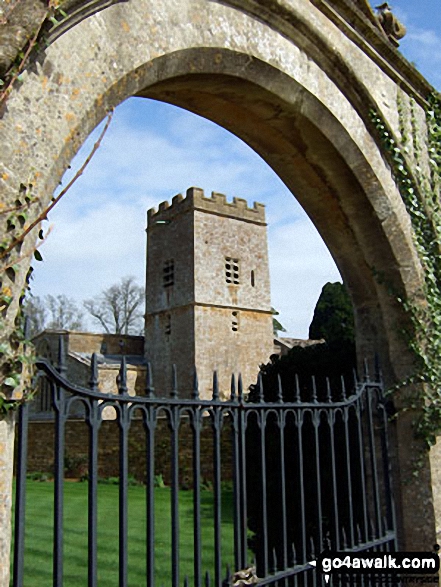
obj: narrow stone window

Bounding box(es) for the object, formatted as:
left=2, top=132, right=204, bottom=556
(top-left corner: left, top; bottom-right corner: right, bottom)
left=165, top=313, right=171, bottom=335
left=251, top=270, right=255, bottom=287
left=225, top=257, right=240, bottom=285
left=163, top=259, right=174, bottom=288
left=232, top=311, right=239, bottom=332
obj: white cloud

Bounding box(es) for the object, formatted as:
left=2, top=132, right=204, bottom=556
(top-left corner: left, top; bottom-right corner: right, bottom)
left=57, top=111, right=286, bottom=210
left=269, top=220, right=341, bottom=338
left=393, top=19, right=441, bottom=88
left=31, top=200, right=149, bottom=303
left=31, top=98, right=340, bottom=338
left=404, top=28, right=441, bottom=68
left=367, top=1, right=441, bottom=90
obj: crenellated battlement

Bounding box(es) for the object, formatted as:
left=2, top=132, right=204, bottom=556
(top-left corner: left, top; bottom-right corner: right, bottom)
left=147, top=187, right=266, bottom=226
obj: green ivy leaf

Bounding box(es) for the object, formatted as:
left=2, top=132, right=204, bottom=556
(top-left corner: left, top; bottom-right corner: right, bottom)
left=4, top=376, right=19, bottom=388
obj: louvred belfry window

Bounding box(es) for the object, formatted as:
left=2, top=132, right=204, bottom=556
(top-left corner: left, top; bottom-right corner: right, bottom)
left=225, top=257, right=239, bottom=285
left=163, top=259, right=174, bottom=288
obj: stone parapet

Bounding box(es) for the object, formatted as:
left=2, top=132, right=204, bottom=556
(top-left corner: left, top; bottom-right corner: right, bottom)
left=147, top=187, right=266, bottom=226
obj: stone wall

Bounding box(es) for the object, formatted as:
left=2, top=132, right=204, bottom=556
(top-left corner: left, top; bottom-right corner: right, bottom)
left=193, top=193, right=270, bottom=311
left=24, top=418, right=234, bottom=487
left=145, top=306, right=196, bottom=397
left=64, top=354, right=145, bottom=396
left=194, top=306, right=273, bottom=399
left=33, top=330, right=144, bottom=358
left=0, top=0, right=439, bottom=576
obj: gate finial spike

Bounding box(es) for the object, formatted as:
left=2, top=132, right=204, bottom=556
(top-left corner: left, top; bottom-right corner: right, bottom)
left=374, top=353, right=383, bottom=383
left=212, top=370, right=219, bottom=401
left=224, top=564, right=231, bottom=583
left=117, top=356, right=127, bottom=395
left=363, top=358, right=370, bottom=382
left=205, top=570, right=211, bottom=586
left=171, top=364, right=178, bottom=399
left=230, top=373, right=237, bottom=402
left=311, top=376, right=317, bottom=403
left=369, top=517, right=376, bottom=540
left=342, top=526, right=348, bottom=549
left=192, top=366, right=199, bottom=400
left=238, top=373, right=243, bottom=402
left=294, top=374, right=300, bottom=402
left=272, top=547, right=278, bottom=573
left=183, top=576, right=189, bottom=587
left=341, top=375, right=347, bottom=400
left=145, top=362, right=155, bottom=398
left=325, top=377, right=332, bottom=402
left=89, top=352, right=99, bottom=391
left=257, top=372, right=264, bottom=402
left=276, top=374, right=283, bottom=403
left=57, top=335, right=67, bottom=377
left=356, top=524, right=363, bottom=545
left=309, top=536, right=316, bottom=558
left=291, top=542, right=297, bottom=565
left=353, top=368, right=358, bottom=388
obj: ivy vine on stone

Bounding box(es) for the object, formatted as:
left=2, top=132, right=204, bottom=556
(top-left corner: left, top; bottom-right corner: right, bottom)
left=371, top=91, right=441, bottom=447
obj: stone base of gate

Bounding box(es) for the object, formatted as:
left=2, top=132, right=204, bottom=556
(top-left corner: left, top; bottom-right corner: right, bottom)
left=392, top=410, right=438, bottom=552
left=0, top=414, right=15, bottom=587
left=429, top=437, right=441, bottom=546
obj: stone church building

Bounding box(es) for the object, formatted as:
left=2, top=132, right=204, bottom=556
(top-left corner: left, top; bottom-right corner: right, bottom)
left=3, top=0, right=441, bottom=569
left=145, top=187, right=274, bottom=399
left=34, top=187, right=275, bottom=401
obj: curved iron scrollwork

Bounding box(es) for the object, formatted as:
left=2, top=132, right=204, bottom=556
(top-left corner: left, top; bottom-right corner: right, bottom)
left=12, top=335, right=397, bottom=587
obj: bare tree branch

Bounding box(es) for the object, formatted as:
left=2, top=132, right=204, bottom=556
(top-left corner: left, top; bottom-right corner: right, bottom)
left=0, top=8, right=48, bottom=105
left=84, top=276, right=145, bottom=335
left=23, top=293, right=84, bottom=335
left=0, top=110, right=113, bottom=263
left=0, top=224, right=52, bottom=273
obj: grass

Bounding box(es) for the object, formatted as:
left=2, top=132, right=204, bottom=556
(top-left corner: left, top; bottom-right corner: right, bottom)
left=12, top=480, right=236, bottom=587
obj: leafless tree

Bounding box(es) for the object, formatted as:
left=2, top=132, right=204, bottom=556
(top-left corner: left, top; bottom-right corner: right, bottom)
left=24, top=294, right=84, bottom=336
left=83, top=276, right=145, bottom=335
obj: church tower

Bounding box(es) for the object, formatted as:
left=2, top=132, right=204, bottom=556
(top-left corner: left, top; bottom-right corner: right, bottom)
left=145, top=187, right=273, bottom=399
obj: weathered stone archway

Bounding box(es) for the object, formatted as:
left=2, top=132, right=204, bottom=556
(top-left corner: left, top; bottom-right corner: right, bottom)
left=0, top=0, right=438, bottom=582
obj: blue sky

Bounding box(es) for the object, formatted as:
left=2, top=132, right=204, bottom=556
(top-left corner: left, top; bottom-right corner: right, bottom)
left=30, top=1, right=441, bottom=338
left=393, top=0, right=441, bottom=89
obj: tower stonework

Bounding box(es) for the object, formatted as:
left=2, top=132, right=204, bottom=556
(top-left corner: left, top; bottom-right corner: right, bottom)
left=145, top=187, right=274, bottom=399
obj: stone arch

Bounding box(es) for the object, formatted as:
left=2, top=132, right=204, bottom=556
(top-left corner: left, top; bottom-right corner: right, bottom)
left=134, top=50, right=419, bottom=384
left=0, top=0, right=435, bottom=566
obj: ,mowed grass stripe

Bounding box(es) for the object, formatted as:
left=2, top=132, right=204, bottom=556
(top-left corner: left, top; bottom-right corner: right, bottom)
left=11, top=481, right=235, bottom=586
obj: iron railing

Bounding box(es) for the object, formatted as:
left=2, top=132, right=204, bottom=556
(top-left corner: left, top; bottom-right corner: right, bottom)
left=11, top=338, right=397, bottom=587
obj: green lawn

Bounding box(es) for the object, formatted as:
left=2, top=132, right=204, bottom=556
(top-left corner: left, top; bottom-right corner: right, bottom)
left=12, top=480, right=236, bottom=587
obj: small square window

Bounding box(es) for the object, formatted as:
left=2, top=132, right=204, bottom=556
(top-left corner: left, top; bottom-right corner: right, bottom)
left=225, top=257, right=239, bottom=284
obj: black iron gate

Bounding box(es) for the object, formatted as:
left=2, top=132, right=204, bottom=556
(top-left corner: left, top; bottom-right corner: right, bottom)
left=11, top=339, right=397, bottom=586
